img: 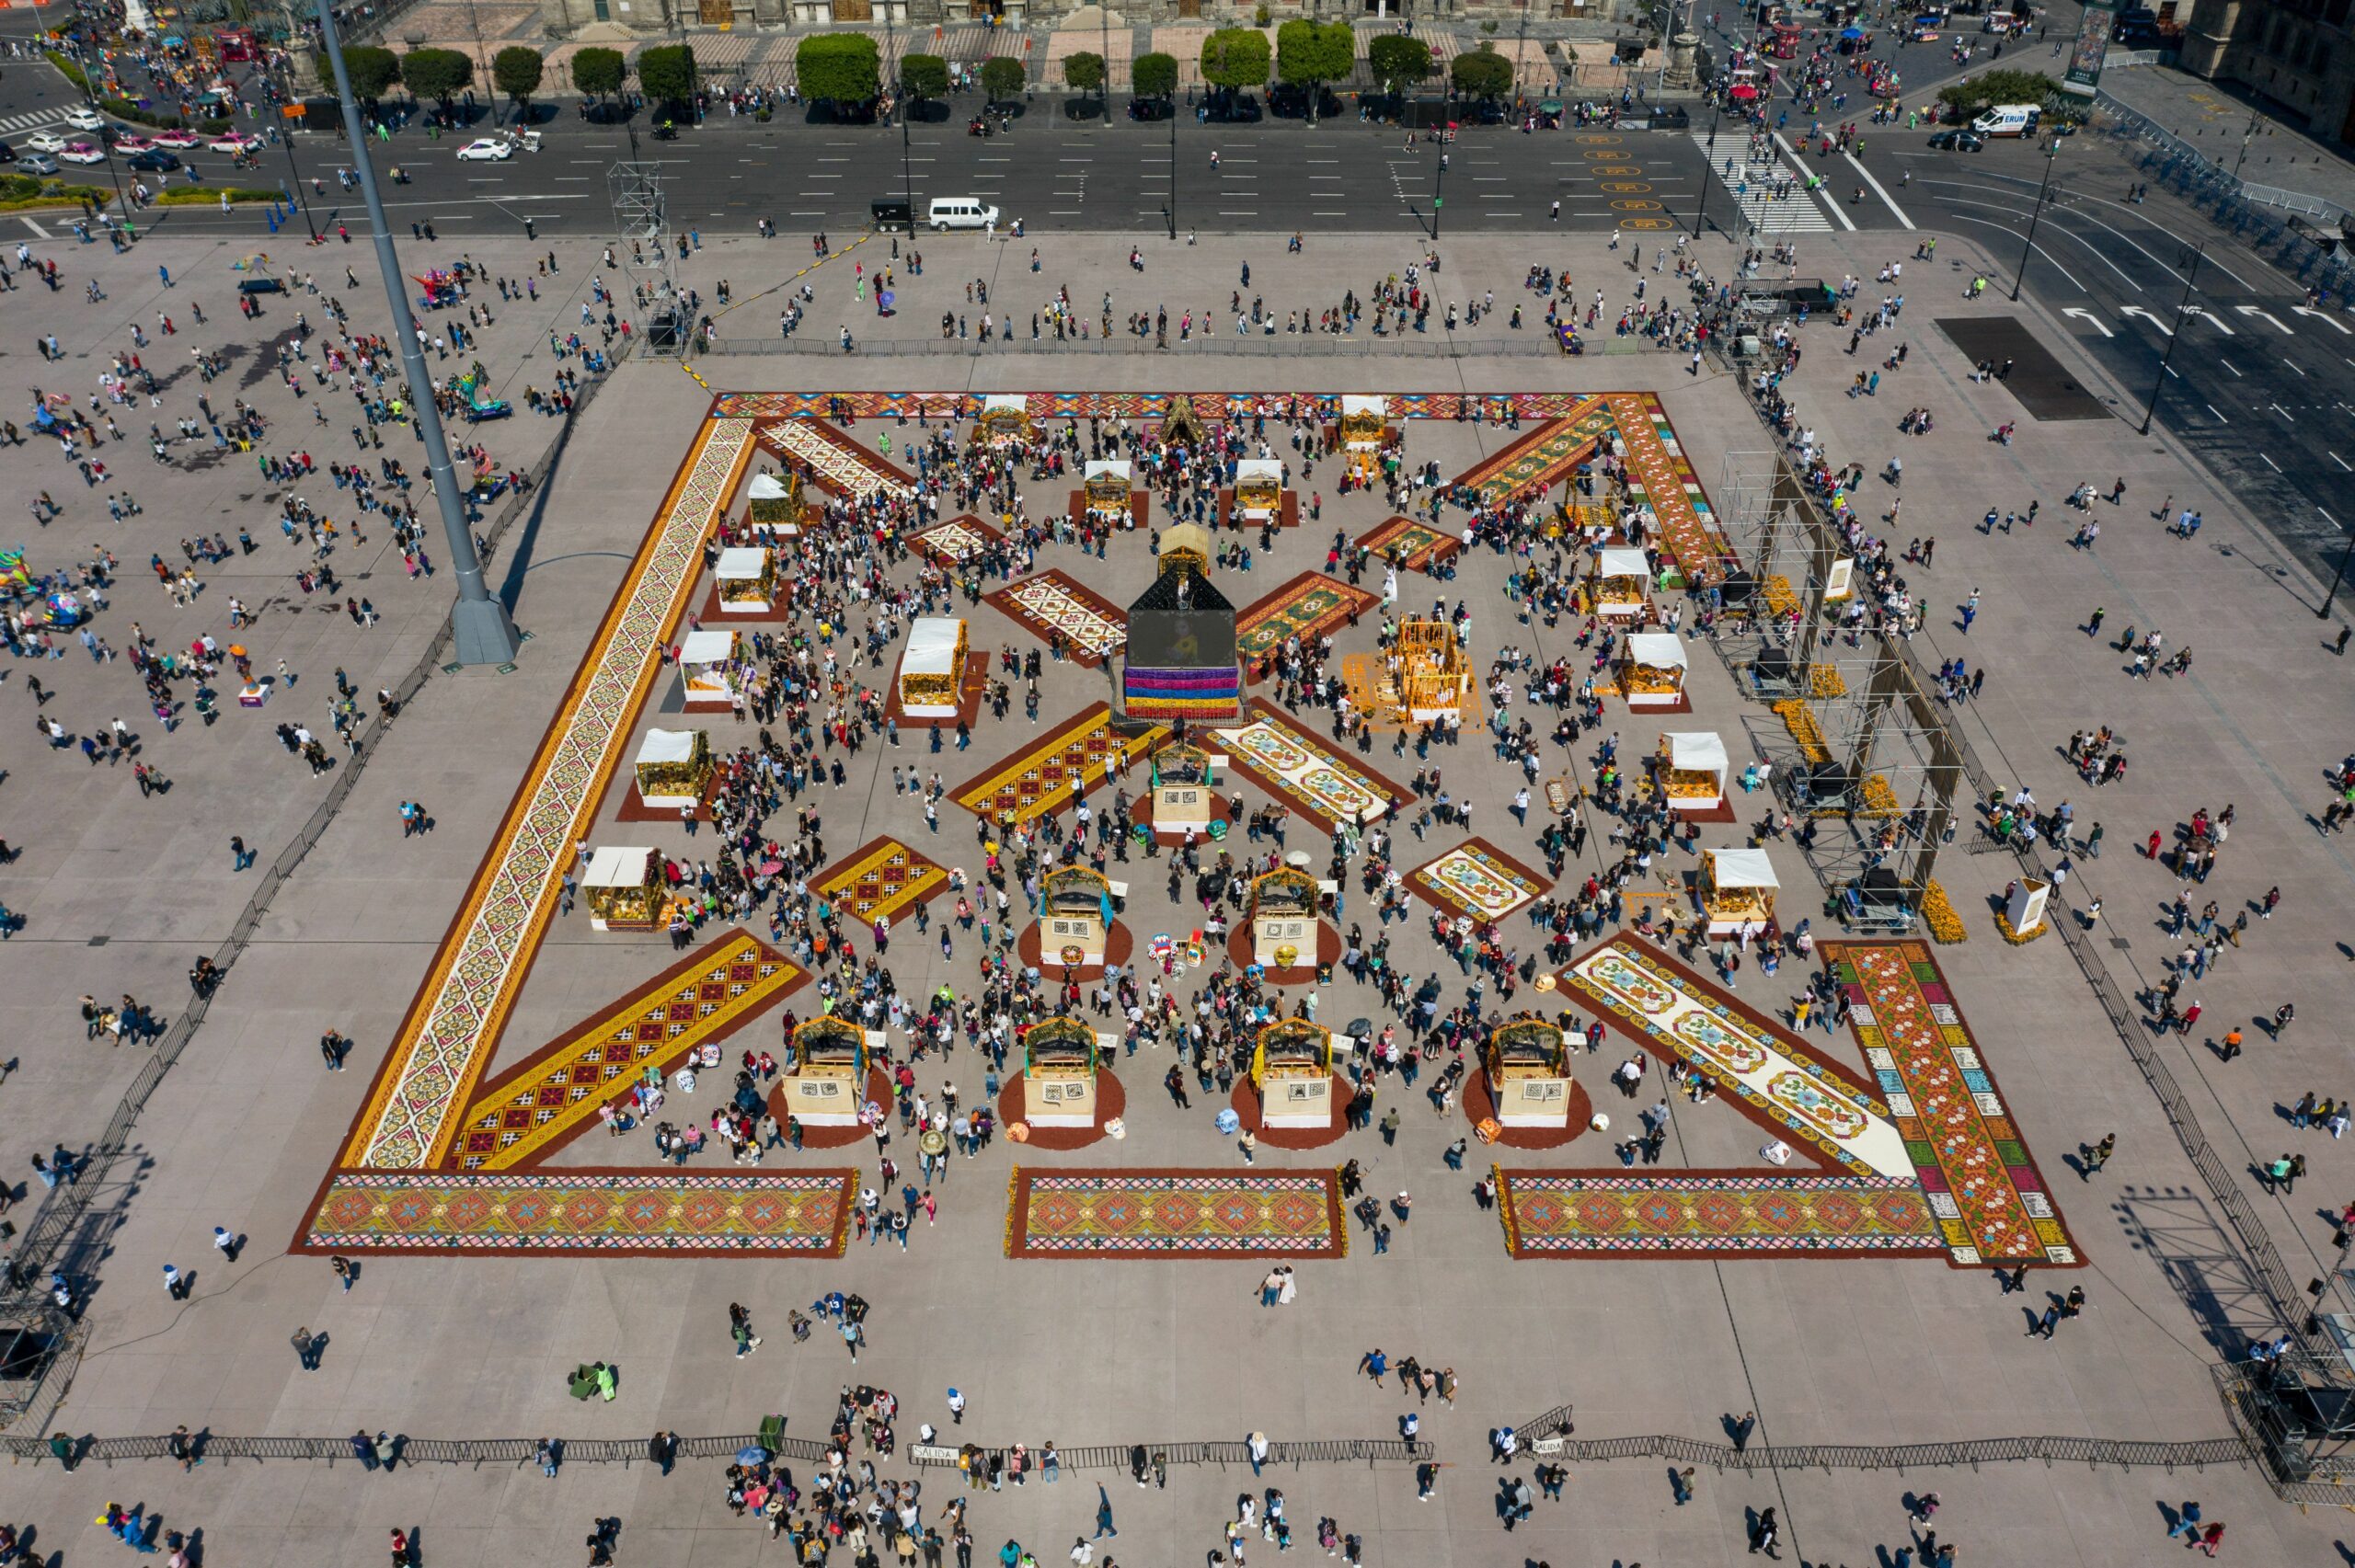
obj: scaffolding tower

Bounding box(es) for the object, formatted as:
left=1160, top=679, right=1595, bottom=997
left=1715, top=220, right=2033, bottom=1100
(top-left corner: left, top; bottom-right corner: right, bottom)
left=608, top=160, right=687, bottom=356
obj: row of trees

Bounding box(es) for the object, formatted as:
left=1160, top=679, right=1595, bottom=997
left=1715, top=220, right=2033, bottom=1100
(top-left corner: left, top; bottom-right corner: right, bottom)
left=320, top=32, right=1517, bottom=122
left=319, top=41, right=700, bottom=119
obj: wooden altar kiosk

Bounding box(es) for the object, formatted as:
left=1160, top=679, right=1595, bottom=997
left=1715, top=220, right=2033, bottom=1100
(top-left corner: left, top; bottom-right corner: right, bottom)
left=715, top=546, right=776, bottom=614
left=897, top=616, right=971, bottom=719
left=632, top=728, right=713, bottom=806
left=584, top=845, right=661, bottom=933
left=1020, top=1016, right=1102, bottom=1129
left=780, top=1015, right=869, bottom=1127
left=1699, top=846, right=1779, bottom=937
left=1252, top=1017, right=1336, bottom=1130
left=1483, top=1016, right=1574, bottom=1129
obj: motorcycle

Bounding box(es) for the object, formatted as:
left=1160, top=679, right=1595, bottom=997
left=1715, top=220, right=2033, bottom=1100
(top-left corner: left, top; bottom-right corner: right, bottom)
left=968, top=115, right=993, bottom=137
left=650, top=120, right=678, bottom=142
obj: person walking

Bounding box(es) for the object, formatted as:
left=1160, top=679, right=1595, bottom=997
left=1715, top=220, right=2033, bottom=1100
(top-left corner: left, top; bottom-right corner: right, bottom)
left=2085, top=1132, right=2115, bottom=1177
left=1749, top=1505, right=1781, bottom=1556
left=2166, top=1501, right=2204, bottom=1540
left=729, top=1301, right=762, bottom=1356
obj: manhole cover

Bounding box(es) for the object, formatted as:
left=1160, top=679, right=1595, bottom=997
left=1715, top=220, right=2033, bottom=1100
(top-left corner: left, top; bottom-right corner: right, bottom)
left=2109, top=937, right=2131, bottom=951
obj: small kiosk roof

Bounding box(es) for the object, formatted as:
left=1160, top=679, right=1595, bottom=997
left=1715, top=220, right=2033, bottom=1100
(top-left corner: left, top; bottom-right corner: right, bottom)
left=680, top=628, right=737, bottom=666
left=1665, top=731, right=1729, bottom=774
left=1709, top=847, right=1780, bottom=889
left=982, top=394, right=1028, bottom=415
left=584, top=845, right=653, bottom=889
left=749, top=471, right=792, bottom=499
left=1340, top=395, right=1386, bottom=418
left=1235, top=458, right=1283, bottom=485
left=904, top=617, right=964, bottom=677
left=1598, top=546, right=1651, bottom=580
left=635, top=729, right=699, bottom=767
left=1625, top=632, right=1688, bottom=670
left=1086, top=459, right=1132, bottom=483
left=716, top=546, right=768, bottom=579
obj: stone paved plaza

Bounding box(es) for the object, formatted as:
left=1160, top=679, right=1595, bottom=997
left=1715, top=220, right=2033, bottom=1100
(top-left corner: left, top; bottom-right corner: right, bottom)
left=1, top=208, right=2353, bottom=1568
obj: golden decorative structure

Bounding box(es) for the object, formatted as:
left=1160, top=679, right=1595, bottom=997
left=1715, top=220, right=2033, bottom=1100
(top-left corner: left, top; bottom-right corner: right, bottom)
left=897, top=616, right=971, bottom=716
left=1085, top=460, right=1133, bottom=523
left=1388, top=618, right=1472, bottom=725
left=583, top=846, right=662, bottom=933
left=1038, top=864, right=1116, bottom=968
left=1699, top=847, right=1779, bottom=935
left=781, top=1015, right=869, bottom=1126
left=1251, top=1017, right=1335, bottom=1127
left=1161, top=392, right=1209, bottom=449
left=1021, top=1016, right=1102, bottom=1127
left=633, top=728, right=714, bottom=804
left=1157, top=521, right=1213, bottom=578
left=1233, top=459, right=1283, bottom=521
left=1247, top=865, right=1321, bottom=969
left=1483, top=1016, right=1574, bottom=1127
left=979, top=394, right=1034, bottom=447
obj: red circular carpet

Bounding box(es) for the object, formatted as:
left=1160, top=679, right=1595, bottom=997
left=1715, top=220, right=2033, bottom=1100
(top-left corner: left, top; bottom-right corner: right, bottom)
left=1226, top=1070, right=1354, bottom=1150
left=765, top=1066, right=895, bottom=1150
left=994, top=1065, right=1129, bottom=1151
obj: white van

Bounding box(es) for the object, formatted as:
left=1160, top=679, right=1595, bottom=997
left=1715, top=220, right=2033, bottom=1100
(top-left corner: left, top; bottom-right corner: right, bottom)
left=927, top=197, right=1001, bottom=232
left=1970, top=103, right=2041, bottom=137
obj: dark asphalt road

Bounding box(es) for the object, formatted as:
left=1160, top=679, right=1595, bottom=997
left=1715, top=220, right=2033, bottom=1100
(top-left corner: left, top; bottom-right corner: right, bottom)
left=1889, top=130, right=2355, bottom=585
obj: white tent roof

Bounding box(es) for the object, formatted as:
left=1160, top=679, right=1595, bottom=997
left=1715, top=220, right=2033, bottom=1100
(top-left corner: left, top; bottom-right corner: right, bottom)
left=1665, top=731, right=1729, bottom=775
left=1709, top=846, right=1779, bottom=889
left=1340, top=395, right=1385, bottom=418
left=1599, top=546, right=1650, bottom=580
left=716, top=546, right=768, bottom=580
left=584, top=844, right=653, bottom=889
left=635, top=728, right=700, bottom=767
left=1235, top=458, right=1283, bottom=485
left=1625, top=632, right=1687, bottom=670
left=982, top=394, right=1028, bottom=415
left=680, top=629, right=737, bottom=667
left=1086, top=460, right=1131, bottom=484
left=904, top=616, right=964, bottom=677
left=748, top=472, right=791, bottom=499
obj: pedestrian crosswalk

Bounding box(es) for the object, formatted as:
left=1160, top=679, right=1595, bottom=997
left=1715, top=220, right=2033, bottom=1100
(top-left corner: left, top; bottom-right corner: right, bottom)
left=1689, top=130, right=1833, bottom=235
left=0, top=109, right=71, bottom=138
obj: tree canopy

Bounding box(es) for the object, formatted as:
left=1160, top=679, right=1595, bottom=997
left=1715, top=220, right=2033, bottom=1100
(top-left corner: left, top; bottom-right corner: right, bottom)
left=1200, top=28, right=1270, bottom=93
left=571, top=46, right=626, bottom=104
left=1450, top=45, right=1511, bottom=99
left=1276, top=20, right=1353, bottom=87
left=979, top=55, right=1026, bottom=102
left=638, top=43, right=699, bottom=108
left=491, top=46, right=543, bottom=115
left=1132, top=51, right=1178, bottom=98
left=398, top=48, right=472, bottom=108
left=1936, top=67, right=2057, bottom=118
left=1367, top=34, right=1431, bottom=92
left=796, top=33, right=878, bottom=104
left=898, top=51, right=948, bottom=101
left=1063, top=51, right=1105, bottom=96
left=332, top=44, right=399, bottom=106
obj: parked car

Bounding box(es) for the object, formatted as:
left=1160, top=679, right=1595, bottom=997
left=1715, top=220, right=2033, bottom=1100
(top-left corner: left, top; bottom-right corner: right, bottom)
left=18, top=154, right=58, bottom=176
left=124, top=148, right=182, bottom=172
left=58, top=141, right=108, bottom=165
left=1128, top=96, right=1173, bottom=121
left=1200, top=92, right=1262, bottom=123
left=1927, top=128, right=1985, bottom=151
left=0, top=142, right=14, bottom=163
left=454, top=137, right=512, bottom=160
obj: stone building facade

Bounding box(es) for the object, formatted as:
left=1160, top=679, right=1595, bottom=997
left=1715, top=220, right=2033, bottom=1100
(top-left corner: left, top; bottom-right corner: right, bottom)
left=2176, top=0, right=2355, bottom=146
left=538, top=0, right=1622, bottom=39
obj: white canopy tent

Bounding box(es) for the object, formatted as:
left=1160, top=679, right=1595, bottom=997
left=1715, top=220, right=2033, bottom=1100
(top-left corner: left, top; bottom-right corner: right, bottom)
left=1086, top=460, right=1132, bottom=484
left=716, top=546, right=768, bottom=582
left=1598, top=546, right=1651, bottom=581
left=1708, top=846, right=1779, bottom=890
left=1339, top=395, right=1386, bottom=420
left=1235, top=458, right=1283, bottom=486
left=584, top=844, right=653, bottom=891
left=1626, top=633, right=1687, bottom=672
left=635, top=729, right=699, bottom=769
left=1665, top=731, right=1729, bottom=779
left=748, top=472, right=792, bottom=499
left=903, top=617, right=963, bottom=679
left=681, top=629, right=737, bottom=669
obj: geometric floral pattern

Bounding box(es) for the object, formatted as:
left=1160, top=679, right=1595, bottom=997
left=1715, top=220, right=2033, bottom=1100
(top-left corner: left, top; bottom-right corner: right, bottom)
left=1407, top=839, right=1551, bottom=922
left=347, top=418, right=760, bottom=1173
left=1211, top=699, right=1409, bottom=833
left=1495, top=1170, right=1942, bottom=1258
left=1452, top=401, right=1609, bottom=508
left=1826, top=941, right=2079, bottom=1266
left=298, top=1169, right=853, bottom=1256
left=1355, top=514, right=1461, bottom=571
left=1566, top=937, right=1913, bottom=1180
left=814, top=837, right=948, bottom=926
left=756, top=417, right=915, bottom=499
left=950, top=703, right=1166, bottom=828
left=1235, top=571, right=1378, bottom=665
left=1005, top=1167, right=1344, bottom=1258
left=1610, top=393, right=1732, bottom=586
left=447, top=934, right=804, bottom=1172
left=983, top=569, right=1129, bottom=667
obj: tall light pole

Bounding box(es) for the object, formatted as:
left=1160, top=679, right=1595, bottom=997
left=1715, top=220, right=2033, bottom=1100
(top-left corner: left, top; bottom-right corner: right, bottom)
left=1100, top=0, right=1110, bottom=120
left=2318, top=508, right=2353, bottom=619
left=2009, top=133, right=2058, bottom=302
left=2138, top=242, right=2205, bottom=437
left=316, top=0, right=520, bottom=666
left=1693, top=93, right=1722, bottom=239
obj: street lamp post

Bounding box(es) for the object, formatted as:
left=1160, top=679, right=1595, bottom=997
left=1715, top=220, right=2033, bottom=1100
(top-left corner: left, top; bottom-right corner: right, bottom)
left=2008, top=134, right=2058, bottom=302
left=1693, top=94, right=1722, bottom=239
left=2319, top=509, right=2353, bottom=619
left=1166, top=97, right=1178, bottom=241
left=2138, top=243, right=2206, bottom=437
left=314, top=0, right=520, bottom=667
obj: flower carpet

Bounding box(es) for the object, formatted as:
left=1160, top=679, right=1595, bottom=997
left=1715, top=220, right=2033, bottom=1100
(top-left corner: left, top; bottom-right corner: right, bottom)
left=950, top=702, right=1168, bottom=828
left=1356, top=514, right=1462, bottom=571
left=1495, top=1171, right=1943, bottom=1258
left=1408, top=839, right=1553, bottom=922
left=1005, top=1167, right=1345, bottom=1259
left=1211, top=699, right=1408, bottom=832
left=1235, top=571, right=1379, bottom=670
left=813, top=837, right=948, bottom=928
left=1822, top=941, right=2078, bottom=1265
left=298, top=1169, right=854, bottom=1257
left=982, top=569, right=1130, bottom=667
